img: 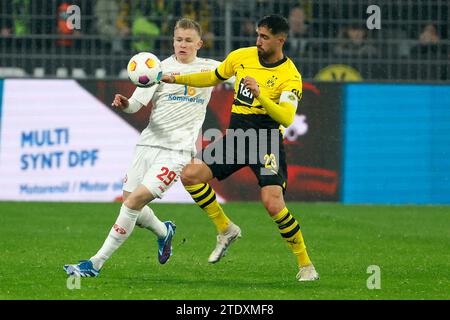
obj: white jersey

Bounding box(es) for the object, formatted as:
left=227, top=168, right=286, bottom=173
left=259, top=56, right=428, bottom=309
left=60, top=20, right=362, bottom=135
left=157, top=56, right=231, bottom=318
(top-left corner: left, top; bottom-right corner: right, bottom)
left=130, top=55, right=221, bottom=155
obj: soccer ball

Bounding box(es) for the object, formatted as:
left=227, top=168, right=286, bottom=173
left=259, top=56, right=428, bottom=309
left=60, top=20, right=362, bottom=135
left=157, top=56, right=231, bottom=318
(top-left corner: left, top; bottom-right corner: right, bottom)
left=127, top=52, right=163, bottom=87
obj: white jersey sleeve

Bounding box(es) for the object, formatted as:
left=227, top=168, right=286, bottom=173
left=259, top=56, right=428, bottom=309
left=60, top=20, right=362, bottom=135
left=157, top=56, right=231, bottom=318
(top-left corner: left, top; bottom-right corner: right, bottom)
left=122, top=97, right=144, bottom=114
left=130, top=84, right=160, bottom=106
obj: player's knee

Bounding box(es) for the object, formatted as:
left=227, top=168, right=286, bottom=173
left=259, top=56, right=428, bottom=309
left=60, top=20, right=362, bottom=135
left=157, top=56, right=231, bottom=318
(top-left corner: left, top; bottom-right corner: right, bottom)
left=123, top=194, right=149, bottom=211
left=123, top=185, right=155, bottom=210
left=262, top=193, right=284, bottom=216
left=181, top=166, right=201, bottom=186
left=265, top=202, right=284, bottom=216
left=123, top=197, right=141, bottom=211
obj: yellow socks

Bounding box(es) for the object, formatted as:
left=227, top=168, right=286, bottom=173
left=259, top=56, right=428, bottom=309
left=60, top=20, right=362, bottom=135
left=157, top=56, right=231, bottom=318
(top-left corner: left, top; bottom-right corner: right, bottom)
left=185, top=185, right=312, bottom=267
left=185, top=183, right=230, bottom=233
left=273, top=207, right=312, bottom=267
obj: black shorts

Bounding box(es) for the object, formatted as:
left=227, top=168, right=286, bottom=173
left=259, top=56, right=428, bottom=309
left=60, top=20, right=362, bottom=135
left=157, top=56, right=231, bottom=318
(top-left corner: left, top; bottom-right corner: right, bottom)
left=198, top=114, right=288, bottom=191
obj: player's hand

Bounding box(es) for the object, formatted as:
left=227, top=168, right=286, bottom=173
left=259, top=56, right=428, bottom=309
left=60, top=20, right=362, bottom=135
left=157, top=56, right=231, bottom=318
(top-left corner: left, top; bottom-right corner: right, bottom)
left=160, top=74, right=176, bottom=83
left=111, top=94, right=129, bottom=110
left=243, top=76, right=260, bottom=98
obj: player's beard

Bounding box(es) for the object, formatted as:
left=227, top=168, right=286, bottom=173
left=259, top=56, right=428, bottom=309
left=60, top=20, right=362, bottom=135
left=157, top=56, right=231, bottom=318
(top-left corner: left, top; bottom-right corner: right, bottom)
left=257, top=46, right=273, bottom=61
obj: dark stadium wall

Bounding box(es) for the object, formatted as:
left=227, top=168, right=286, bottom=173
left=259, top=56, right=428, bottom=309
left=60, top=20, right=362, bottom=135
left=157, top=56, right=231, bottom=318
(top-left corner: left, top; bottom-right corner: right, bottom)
left=78, top=79, right=152, bottom=132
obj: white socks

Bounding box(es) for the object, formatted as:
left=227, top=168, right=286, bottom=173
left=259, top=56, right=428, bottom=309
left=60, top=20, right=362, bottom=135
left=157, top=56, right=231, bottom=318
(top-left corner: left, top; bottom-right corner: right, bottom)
left=90, top=204, right=139, bottom=270
left=90, top=204, right=167, bottom=270
left=136, top=205, right=167, bottom=239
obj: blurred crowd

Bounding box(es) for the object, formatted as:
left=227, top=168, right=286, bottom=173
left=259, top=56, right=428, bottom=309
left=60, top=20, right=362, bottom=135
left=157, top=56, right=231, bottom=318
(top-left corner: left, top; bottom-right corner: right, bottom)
left=0, top=0, right=448, bottom=80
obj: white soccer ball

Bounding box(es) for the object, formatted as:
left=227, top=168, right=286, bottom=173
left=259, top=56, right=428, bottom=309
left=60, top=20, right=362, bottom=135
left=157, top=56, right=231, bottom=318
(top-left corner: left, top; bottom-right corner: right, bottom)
left=127, top=52, right=163, bottom=87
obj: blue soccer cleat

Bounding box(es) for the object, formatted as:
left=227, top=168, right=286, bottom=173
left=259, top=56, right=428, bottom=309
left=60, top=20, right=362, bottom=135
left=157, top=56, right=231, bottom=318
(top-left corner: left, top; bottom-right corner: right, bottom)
left=63, top=260, right=100, bottom=277
left=157, top=221, right=176, bottom=264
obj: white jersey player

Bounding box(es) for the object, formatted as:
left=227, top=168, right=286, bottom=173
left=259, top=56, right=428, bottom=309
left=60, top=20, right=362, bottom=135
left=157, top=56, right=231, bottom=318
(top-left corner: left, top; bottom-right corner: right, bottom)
left=122, top=54, right=221, bottom=199
left=64, top=18, right=226, bottom=277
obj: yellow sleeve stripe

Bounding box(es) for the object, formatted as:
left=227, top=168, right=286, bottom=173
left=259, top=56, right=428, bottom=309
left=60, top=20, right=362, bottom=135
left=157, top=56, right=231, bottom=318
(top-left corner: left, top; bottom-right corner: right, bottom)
left=215, top=69, right=227, bottom=81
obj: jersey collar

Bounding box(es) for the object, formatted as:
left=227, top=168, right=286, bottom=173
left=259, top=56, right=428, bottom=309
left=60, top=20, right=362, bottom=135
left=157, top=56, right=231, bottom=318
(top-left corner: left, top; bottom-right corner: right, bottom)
left=258, top=55, right=287, bottom=68
left=172, top=54, right=199, bottom=65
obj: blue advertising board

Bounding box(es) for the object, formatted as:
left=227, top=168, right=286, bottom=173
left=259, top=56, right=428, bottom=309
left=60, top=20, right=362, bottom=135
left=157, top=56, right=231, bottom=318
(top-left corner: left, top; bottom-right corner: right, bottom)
left=343, top=84, right=450, bottom=204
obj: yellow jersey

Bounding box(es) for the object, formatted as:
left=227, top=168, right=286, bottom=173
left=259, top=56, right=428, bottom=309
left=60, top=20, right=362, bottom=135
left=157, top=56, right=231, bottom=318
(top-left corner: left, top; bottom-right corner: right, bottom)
left=215, top=46, right=303, bottom=116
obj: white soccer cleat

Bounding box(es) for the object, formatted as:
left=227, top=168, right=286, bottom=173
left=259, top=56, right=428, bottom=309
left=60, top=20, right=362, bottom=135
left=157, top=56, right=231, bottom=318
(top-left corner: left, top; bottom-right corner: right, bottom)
left=208, top=223, right=242, bottom=263
left=296, top=264, right=320, bottom=282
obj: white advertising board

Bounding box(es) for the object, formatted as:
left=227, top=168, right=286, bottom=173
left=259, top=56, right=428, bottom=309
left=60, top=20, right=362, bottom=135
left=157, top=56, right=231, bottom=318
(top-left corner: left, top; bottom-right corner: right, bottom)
left=0, top=79, right=204, bottom=203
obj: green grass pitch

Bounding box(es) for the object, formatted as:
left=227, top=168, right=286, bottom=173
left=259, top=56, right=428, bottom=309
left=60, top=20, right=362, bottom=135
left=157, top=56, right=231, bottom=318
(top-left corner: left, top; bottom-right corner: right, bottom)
left=0, top=201, right=449, bottom=300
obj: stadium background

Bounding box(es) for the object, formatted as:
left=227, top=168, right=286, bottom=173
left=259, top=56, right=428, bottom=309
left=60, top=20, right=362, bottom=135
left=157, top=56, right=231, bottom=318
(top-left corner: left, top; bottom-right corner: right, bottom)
left=0, top=0, right=448, bottom=204
left=0, top=0, right=450, bottom=203
left=0, top=0, right=449, bottom=301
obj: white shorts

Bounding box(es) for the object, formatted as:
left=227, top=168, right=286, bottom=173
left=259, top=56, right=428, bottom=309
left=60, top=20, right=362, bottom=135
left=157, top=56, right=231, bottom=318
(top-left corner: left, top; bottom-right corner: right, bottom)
left=123, top=146, right=192, bottom=198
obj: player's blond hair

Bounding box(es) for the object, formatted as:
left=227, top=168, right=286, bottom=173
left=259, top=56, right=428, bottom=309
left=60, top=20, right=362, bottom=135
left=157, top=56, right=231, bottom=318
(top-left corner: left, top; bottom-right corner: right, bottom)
left=174, top=18, right=203, bottom=38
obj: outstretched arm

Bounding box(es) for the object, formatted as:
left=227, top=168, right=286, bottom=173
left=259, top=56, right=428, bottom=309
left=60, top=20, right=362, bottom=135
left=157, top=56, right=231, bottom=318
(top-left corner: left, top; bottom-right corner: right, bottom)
left=111, top=84, right=159, bottom=113
left=111, top=94, right=144, bottom=114
left=161, top=69, right=223, bottom=87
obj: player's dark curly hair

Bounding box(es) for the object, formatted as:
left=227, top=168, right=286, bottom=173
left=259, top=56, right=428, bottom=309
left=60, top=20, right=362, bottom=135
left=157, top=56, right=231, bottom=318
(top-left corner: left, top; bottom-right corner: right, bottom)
left=257, top=14, right=289, bottom=36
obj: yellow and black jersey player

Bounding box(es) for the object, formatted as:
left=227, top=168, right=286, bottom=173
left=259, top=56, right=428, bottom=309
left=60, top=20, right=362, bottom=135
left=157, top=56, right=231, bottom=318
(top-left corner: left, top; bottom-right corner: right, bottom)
left=162, top=14, right=319, bottom=282
left=216, top=46, right=302, bottom=125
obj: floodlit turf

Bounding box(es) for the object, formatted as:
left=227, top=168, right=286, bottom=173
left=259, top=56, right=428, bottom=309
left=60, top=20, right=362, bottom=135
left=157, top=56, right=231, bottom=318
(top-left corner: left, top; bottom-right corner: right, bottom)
left=0, top=201, right=449, bottom=300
